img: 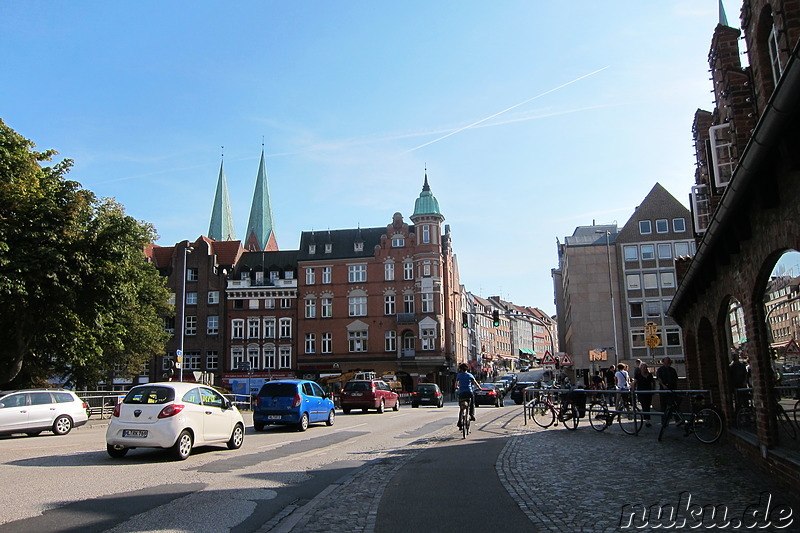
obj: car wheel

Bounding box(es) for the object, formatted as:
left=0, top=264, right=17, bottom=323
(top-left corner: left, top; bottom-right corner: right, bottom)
left=254, top=421, right=265, bottom=431
left=172, top=429, right=193, bottom=460
left=326, top=409, right=335, bottom=426
left=438, top=400, right=444, bottom=408
left=377, top=400, right=385, bottom=413
left=411, top=403, right=419, bottom=408
left=392, top=399, right=400, bottom=411
left=107, top=444, right=128, bottom=458
left=342, top=408, right=351, bottom=414
left=26, top=431, right=42, bottom=437
left=227, top=423, right=244, bottom=450
left=52, top=415, right=73, bottom=435
left=298, top=412, right=309, bottom=432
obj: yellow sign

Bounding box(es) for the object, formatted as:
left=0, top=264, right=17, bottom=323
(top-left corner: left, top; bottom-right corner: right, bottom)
left=646, top=334, right=661, bottom=348
left=645, top=322, right=659, bottom=335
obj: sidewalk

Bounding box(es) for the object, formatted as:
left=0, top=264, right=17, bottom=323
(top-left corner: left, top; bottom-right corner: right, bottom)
left=271, top=415, right=800, bottom=532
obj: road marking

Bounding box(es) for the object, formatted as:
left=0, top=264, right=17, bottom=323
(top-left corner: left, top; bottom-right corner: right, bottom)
left=258, top=440, right=292, bottom=450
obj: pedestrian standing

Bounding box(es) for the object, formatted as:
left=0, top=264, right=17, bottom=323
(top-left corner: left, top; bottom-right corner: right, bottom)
left=656, top=356, right=679, bottom=420
left=633, top=363, right=656, bottom=427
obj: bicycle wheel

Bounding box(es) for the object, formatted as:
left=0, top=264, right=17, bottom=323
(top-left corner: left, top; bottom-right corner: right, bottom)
left=777, top=405, right=797, bottom=440
left=588, top=401, right=610, bottom=432
left=793, top=400, right=800, bottom=428
left=658, top=407, right=672, bottom=442
left=618, top=405, right=643, bottom=435
left=530, top=401, right=555, bottom=428
left=693, top=407, right=723, bottom=444
left=560, top=402, right=579, bottom=431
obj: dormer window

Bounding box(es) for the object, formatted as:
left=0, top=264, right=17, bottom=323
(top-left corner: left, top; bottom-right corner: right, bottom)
left=354, top=241, right=364, bottom=252
left=392, top=236, right=405, bottom=247
left=309, top=244, right=316, bottom=254
left=325, top=243, right=332, bottom=254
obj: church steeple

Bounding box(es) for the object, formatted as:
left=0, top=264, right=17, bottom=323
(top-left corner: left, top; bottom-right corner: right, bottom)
left=208, top=157, right=236, bottom=241
left=244, top=149, right=279, bottom=251
left=718, top=0, right=730, bottom=27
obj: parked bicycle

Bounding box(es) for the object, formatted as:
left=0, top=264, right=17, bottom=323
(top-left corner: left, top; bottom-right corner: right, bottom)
left=529, top=388, right=579, bottom=430
left=659, top=392, right=723, bottom=444
left=586, top=390, right=642, bottom=435
left=737, top=396, right=796, bottom=440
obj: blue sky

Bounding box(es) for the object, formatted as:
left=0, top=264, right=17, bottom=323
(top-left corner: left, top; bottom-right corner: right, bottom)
left=1, top=1, right=739, bottom=315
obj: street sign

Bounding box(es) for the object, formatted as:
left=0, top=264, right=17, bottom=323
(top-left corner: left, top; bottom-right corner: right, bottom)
left=785, top=339, right=800, bottom=356
left=541, top=351, right=557, bottom=365
left=560, top=353, right=574, bottom=366
left=646, top=334, right=661, bottom=348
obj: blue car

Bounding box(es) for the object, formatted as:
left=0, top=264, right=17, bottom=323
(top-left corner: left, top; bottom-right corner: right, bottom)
left=253, top=380, right=335, bottom=432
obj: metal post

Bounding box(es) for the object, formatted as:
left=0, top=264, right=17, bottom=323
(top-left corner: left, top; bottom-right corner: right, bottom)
left=604, top=231, right=619, bottom=366
left=179, top=245, right=193, bottom=382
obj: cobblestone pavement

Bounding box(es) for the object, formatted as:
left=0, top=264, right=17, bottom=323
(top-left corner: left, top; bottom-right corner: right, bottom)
left=268, top=412, right=800, bottom=533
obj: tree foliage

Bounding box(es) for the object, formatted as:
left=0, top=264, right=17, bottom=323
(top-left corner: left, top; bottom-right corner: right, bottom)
left=0, top=119, right=171, bottom=387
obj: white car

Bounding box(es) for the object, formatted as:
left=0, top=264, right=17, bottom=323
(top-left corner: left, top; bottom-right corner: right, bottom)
left=0, top=389, right=89, bottom=436
left=106, top=382, right=245, bottom=460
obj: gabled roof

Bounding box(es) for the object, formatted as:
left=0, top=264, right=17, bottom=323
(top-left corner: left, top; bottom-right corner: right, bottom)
left=296, top=227, right=386, bottom=261
left=211, top=240, right=244, bottom=266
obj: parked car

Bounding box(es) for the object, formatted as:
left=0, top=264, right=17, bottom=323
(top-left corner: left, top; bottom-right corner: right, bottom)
left=491, top=382, right=508, bottom=397
left=0, top=389, right=89, bottom=437
left=253, top=379, right=335, bottom=432
left=510, top=382, right=538, bottom=405
left=411, top=383, right=444, bottom=408
left=106, top=382, right=245, bottom=460
left=499, top=374, right=517, bottom=390
left=475, top=383, right=503, bottom=407
left=340, top=379, right=400, bottom=413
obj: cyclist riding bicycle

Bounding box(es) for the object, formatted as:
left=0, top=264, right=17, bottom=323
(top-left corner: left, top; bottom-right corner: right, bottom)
left=455, top=363, right=481, bottom=428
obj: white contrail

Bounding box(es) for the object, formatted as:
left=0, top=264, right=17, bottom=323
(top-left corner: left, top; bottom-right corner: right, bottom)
left=400, top=66, right=610, bottom=154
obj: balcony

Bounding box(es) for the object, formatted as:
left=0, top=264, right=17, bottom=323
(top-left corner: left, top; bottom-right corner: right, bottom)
left=396, top=313, right=416, bottom=324
left=227, top=278, right=297, bottom=289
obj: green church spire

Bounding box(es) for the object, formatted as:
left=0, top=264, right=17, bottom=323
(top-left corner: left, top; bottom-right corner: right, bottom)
left=244, top=149, right=278, bottom=251
left=208, top=159, right=236, bottom=241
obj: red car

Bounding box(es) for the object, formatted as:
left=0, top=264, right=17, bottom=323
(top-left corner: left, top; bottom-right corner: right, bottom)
left=340, top=380, right=400, bottom=414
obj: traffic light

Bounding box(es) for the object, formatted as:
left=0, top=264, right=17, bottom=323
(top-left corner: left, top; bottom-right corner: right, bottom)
left=492, top=310, right=500, bottom=327
left=461, top=312, right=469, bottom=328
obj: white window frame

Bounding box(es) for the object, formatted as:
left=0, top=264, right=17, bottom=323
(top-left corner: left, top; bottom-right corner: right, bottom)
left=231, top=319, right=244, bottom=339
left=306, top=268, right=315, bottom=285
left=630, top=302, right=643, bottom=318
left=404, top=262, right=413, bottom=280
left=655, top=219, right=669, bottom=233
left=626, top=274, right=641, bottom=290
left=321, top=297, right=333, bottom=318
left=185, top=316, right=197, bottom=336
left=641, top=244, right=655, bottom=260
left=206, top=351, right=218, bottom=370
left=349, top=296, right=367, bottom=316
left=207, top=291, right=219, bottom=305
left=422, top=225, right=430, bottom=244
left=421, top=328, right=436, bottom=350
left=385, top=331, right=396, bottom=352
left=392, top=235, right=405, bottom=247
left=207, top=315, right=219, bottom=335
left=187, top=268, right=198, bottom=282
left=348, top=264, right=367, bottom=283
left=279, top=318, right=292, bottom=338
left=305, top=333, right=316, bottom=354
left=247, top=345, right=260, bottom=370
left=263, top=345, right=276, bottom=369
left=349, top=330, right=368, bottom=352
left=384, top=295, right=396, bottom=315
left=657, top=243, right=672, bottom=260
left=278, top=346, right=291, bottom=368
left=322, top=266, right=332, bottom=284
left=675, top=242, right=690, bottom=257
left=421, top=292, right=433, bottom=313
left=660, top=272, right=676, bottom=289
left=247, top=317, right=260, bottom=339
left=639, top=220, right=652, bottom=235
left=186, top=292, right=197, bottom=305
left=231, top=346, right=244, bottom=369
left=769, top=24, right=785, bottom=85
left=385, top=263, right=395, bottom=281
left=643, top=273, right=658, bottom=290
left=404, top=294, right=414, bottom=313
left=322, top=333, right=332, bottom=353
left=263, top=317, right=276, bottom=339
left=624, top=245, right=639, bottom=262
left=305, top=298, right=316, bottom=319
left=672, top=218, right=686, bottom=233
left=709, top=123, right=734, bottom=188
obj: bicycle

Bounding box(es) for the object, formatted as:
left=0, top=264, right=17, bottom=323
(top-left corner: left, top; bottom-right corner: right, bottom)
left=586, top=390, right=642, bottom=435
left=458, top=397, right=471, bottom=439
left=528, top=388, right=579, bottom=430
left=737, top=396, right=796, bottom=440
left=659, top=392, right=723, bottom=444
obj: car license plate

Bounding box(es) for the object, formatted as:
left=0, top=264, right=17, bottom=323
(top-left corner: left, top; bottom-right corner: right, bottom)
left=351, top=392, right=363, bottom=396
left=267, top=415, right=282, bottom=420
left=122, top=429, right=148, bottom=438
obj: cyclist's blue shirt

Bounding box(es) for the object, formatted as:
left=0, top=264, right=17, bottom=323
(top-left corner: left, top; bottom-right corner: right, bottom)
left=455, top=372, right=477, bottom=393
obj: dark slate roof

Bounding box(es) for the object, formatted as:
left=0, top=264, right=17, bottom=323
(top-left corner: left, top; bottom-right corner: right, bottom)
left=564, top=225, right=618, bottom=247
left=235, top=250, right=299, bottom=273
left=296, top=227, right=387, bottom=261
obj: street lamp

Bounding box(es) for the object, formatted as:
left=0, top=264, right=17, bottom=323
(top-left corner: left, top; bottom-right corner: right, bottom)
left=179, top=245, right=194, bottom=382
left=597, top=230, right=619, bottom=366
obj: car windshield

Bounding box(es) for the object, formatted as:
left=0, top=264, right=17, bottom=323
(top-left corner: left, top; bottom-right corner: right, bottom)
left=344, top=381, right=372, bottom=391
left=124, top=386, right=175, bottom=404
left=416, top=384, right=436, bottom=392
left=259, top=382, right=298, bottom=397
left=481, top=384, right=495, bottom=390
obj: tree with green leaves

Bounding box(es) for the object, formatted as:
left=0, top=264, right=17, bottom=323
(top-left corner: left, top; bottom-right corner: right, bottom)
left=0, top=118, right=171, bottom=388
